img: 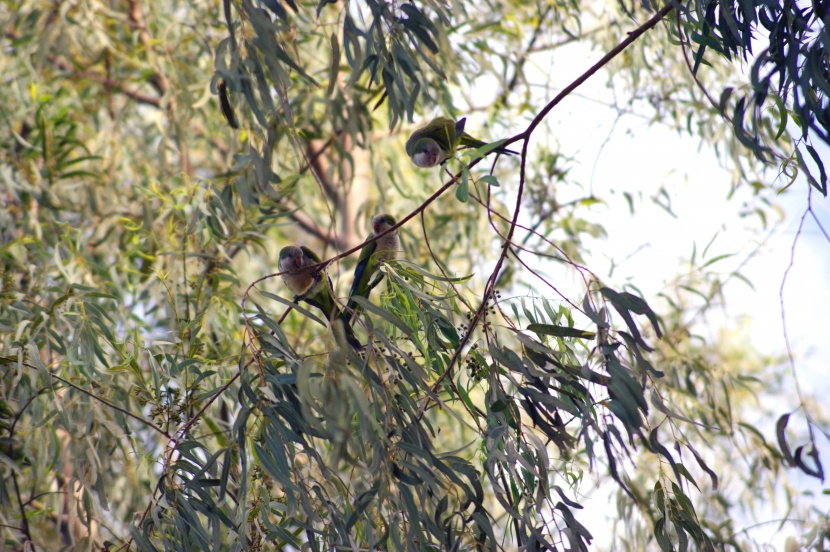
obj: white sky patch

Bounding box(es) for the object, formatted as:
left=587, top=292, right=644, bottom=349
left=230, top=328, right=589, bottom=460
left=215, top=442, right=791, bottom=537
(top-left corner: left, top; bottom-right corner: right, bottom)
left=469, top=26, right=830, bottom=548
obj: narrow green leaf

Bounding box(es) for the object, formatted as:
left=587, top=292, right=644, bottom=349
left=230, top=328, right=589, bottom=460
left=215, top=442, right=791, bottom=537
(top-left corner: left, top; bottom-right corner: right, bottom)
left=261, top=0, right=287, bottom=20
left=258, top=291, right=327, bottom=328
left=700, top=253, right=733, bottom=268
left=349, top=296, right=412, bottom=336
left=327, top=33, right=340, bottom=97
left=776, top=413, right=794, bottom=465
left=478, top=174, right=500, bottom=187
left=456, top=167, right=469, bottom=202
left=686, top=442, right=719, bottom=490
left=654, top=517, right=673, bottom=552
left=394, top=260, right=473, bottom=283
left=402, top=19, right=439, bottom=54
left=805, top=144, right=828, bottom=196
left=675, top=463, right=700, bottom=491
left=467, top=138, right=513, bottom=161
left=527, top=323, right=595, bottom=340
left=345, top=482, right=380, bottom=531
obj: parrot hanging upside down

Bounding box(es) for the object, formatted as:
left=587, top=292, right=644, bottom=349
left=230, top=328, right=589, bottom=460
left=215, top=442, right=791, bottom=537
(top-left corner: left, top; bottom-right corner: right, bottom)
left=405, top=116, right=517, bottom=168
left=345, top=214, right=400, bottom=323
left=278, top=245, right=363, bottom=351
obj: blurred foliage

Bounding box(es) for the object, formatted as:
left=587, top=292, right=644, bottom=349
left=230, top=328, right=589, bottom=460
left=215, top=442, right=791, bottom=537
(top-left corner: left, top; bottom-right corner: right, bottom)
left=0, top=0, right=828, bottom=551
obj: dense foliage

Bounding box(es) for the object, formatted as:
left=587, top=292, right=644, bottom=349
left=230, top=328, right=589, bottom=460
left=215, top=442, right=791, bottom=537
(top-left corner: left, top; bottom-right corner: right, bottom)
left=1, top=0, right=827, bottom=550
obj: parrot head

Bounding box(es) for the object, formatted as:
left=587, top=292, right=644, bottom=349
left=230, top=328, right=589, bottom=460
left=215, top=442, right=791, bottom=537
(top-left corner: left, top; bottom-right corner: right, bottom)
left=279, top=246, right=305, bottom=272
left=409, top=138, right=444, bottom=168
left=372, top=214, right=398, bottom=234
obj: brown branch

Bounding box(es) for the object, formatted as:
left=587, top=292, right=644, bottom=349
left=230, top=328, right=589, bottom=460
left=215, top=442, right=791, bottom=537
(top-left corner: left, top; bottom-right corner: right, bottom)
left=778, top=187, right=830, bottom=446
left=68, top=65, right=162, bottom=107
left=676, top=11, right=724, bottom=115
left=127, top=0, right=169, bottom=96
left=5, top=386, right=49, bottom=547
left=299, top=137, right=336, bottom=176
left=285, top=201, right=346, bottom=250
left=527, top=26, right=604, bottom=54
left=467, top=188, right=597, bottom=296
left=511, top=1, right=680, bottom=147
left=87, top=72, right=162, bottom=107
left=3, top=28, right=163, bottom=107
left=307, top=141, right=340, bottom=203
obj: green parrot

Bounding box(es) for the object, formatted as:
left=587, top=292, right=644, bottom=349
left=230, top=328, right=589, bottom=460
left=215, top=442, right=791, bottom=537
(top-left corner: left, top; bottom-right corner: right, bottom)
left=405, top=116, right=517, bottom=168
left=345, top=214, right=400, bottom=323
left=279, top=245, right=363, bottom=351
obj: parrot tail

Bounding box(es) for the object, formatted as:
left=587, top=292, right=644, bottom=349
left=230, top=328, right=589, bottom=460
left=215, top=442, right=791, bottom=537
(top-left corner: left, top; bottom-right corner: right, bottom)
left=343, top=299, right=358, bottom=324
left=455, top=117, right=466, bottom=137
left=334, top=316, right=364, bottom=352
left=458, top=134, right=518, bottom=156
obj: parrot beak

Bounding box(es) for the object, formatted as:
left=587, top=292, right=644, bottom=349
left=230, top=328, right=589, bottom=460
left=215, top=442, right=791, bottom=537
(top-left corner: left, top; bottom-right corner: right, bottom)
left=294, top=256, right=303, bottom=268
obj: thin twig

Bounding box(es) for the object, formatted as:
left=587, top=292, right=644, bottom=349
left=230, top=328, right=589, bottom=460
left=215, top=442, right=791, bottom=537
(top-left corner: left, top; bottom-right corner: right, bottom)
left=178, top=367, right=245, bottom=437
left=17, top=361, right=170, bottom=438
left=10, top=470, right=31, bottom=545
left=497, top=3, right=554, bottom=107
left=419, top=210, right=473, bottom=312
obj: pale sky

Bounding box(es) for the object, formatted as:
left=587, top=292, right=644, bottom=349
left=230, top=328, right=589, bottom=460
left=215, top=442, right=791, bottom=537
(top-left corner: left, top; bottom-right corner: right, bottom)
left=486, top=26, right=830, bottom=548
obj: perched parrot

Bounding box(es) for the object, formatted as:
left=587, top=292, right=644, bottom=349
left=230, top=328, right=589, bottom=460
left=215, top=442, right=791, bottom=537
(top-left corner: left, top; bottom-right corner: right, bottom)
left=405, top=116, right=517, bottom=168
left=278, top=245, right=363, bottom=351
left=345, top=214, right=400, bottom=322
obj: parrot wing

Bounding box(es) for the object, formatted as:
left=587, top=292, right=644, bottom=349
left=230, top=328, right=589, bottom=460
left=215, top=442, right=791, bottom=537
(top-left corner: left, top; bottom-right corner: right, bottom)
left=300, top=246, right=322, bottom=263
left=428, top=116, right=457, bottom=152
left=406, top=117, right=456, bottom=154
left=304, top=274, right=337, bottom=320
left=345, top=236, right=378, bottom=322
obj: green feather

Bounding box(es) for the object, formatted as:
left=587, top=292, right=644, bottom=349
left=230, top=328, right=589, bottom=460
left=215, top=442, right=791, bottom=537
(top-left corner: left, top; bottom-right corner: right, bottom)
left=407, top=117, right=455, bottom=152
left=406, top=116, right=516, bottom=167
